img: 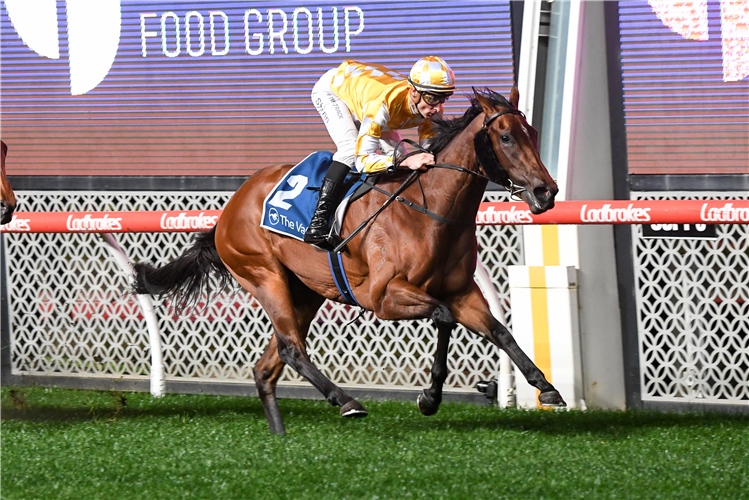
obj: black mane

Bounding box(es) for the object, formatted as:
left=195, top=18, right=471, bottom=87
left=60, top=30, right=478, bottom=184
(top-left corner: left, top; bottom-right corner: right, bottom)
left=429, top=88, right=513, bottom=155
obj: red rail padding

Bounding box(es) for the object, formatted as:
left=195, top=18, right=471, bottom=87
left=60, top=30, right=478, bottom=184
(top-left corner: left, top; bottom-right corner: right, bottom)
left=0, top=200, right=747, bottom=233
left=475, top=199, right=749, bottom=225
left=0, top=210, right=223, bottom=233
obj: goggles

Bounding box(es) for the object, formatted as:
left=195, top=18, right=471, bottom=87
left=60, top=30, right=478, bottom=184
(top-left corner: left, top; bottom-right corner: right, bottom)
left=420, top=91, right=451, bottom=106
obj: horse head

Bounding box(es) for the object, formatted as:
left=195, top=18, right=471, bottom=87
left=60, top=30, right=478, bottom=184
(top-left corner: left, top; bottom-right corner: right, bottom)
left=472, top=87, right=558, bottom=214
left=1, top=140, right=17, bottom=225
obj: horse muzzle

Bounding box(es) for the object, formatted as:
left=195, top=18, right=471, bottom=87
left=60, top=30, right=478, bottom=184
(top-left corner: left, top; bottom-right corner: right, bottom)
left=1, top=201, right=14, bottom=225
left=523, top=184, right=557, bottom=215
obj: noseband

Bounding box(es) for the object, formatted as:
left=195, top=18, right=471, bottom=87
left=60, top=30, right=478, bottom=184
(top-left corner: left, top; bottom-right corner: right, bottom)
left=473, top=108, right=527, bottom=200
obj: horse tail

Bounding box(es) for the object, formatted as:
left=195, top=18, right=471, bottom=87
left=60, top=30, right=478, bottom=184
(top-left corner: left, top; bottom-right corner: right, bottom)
left=132, top=226, right=233, bottom=310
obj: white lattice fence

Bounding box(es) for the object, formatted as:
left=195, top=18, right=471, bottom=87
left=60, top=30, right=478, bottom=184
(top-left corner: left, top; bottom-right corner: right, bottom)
left=3, top=190, right=521, bottom=394
left=632, top=191, right=749, bottom=405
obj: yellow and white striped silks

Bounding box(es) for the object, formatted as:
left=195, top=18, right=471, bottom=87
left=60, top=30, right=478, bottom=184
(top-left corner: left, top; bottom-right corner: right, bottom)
left=315, top=60, right=440, bottom=173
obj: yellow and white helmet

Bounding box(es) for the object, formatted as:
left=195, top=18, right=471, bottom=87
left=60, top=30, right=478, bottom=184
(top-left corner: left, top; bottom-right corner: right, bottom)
left=408, top=56, right=456, bottom=94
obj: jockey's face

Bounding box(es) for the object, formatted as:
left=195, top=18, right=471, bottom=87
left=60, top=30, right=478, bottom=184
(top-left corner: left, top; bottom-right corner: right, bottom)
left=409, top=87, right=447, bottom=120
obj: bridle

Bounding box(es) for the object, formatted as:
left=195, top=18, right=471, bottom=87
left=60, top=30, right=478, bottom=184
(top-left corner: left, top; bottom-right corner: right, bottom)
left=388, top=107, right=529, bottom=201
left=470, top=107, right=528, bottom=200
left=333, top=107, right=532, bottom=252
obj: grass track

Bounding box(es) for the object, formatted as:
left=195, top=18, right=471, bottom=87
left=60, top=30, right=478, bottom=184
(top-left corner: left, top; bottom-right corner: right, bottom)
left=2, top=387, right=748, bottom=500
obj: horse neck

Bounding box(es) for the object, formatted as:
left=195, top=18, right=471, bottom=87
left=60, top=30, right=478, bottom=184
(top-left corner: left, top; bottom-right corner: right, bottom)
left=423, top=116, right=488, bottom=223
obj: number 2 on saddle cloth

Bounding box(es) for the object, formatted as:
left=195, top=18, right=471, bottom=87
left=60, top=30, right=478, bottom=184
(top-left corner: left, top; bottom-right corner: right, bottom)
left=260, top=151, right=371, bottom=244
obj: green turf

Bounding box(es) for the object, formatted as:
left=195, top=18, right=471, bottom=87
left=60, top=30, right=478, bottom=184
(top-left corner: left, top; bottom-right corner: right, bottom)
left=2, top=386, right=748, bottom=500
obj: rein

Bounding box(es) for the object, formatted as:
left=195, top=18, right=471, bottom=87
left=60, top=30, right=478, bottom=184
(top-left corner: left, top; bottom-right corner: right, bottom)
left=364, top=180, right=466, bottom=226
left=332, top=169, right=420, bottom=253
left=332, top=108, right=527, bottom=252
left=393, top=110, right=529, bottom=200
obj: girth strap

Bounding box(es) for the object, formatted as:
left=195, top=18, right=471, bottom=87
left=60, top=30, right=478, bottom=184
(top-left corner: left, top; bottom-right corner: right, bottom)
left=327, top=251, right=360, bottom=306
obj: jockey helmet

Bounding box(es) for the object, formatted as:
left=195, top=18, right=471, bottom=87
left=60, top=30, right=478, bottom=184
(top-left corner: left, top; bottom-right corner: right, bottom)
left=408, top=56, right=456, bottom=94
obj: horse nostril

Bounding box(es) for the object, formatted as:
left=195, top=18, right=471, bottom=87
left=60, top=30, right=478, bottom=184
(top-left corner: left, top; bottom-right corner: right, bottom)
left=534, top=186, right=552, bottom=202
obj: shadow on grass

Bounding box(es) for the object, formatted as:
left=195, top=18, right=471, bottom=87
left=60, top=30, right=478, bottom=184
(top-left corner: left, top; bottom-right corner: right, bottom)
left=0, top=387, right=334, bottom=425
left=400, top=404, right=749, bottom=439
left=3, top=387, right=748, bottom=440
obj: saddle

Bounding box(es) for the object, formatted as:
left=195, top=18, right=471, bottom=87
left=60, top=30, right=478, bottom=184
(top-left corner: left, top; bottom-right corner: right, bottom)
left=260, top=152, right=375, bottom=243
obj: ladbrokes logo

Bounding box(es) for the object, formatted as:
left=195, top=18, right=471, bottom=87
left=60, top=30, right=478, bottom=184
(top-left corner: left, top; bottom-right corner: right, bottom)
left=5, top=0, right=121, bottom=95
left=476, top=205, right=534, bottom=225
left=580, top=203, right=651, bottom=223
left=160, top=212, right=218, bottom=230
left=2, top=216, right=31, bottom=232
left=67, top=214, right=123, bottom=231
left=700, top=202, right=749, bottom=222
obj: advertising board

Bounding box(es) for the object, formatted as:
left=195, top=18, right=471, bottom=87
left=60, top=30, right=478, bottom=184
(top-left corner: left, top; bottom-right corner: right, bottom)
left=0, top=1, right=516, bottom=177
left=617, top=0, right=749, bottom=175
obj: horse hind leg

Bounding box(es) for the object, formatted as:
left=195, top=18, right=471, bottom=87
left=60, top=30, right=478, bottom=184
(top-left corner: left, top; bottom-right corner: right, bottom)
left=284, top=270, right=368, bottom=418
left=273, top=318, right=368, bottom=418
left=253, top=334, right=287, bottom=435
left=249, top=271, right=366, bottom=434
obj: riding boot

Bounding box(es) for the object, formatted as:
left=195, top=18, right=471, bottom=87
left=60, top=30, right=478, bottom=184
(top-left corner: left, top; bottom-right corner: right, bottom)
left=304, top=161, right=351, bottom=249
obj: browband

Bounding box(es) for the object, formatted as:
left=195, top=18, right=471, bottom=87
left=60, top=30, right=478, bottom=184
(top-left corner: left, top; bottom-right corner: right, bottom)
left=483, top=108, right=525, bottom=129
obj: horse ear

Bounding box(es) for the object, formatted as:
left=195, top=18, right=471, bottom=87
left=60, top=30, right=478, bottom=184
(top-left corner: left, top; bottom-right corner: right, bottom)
left=472, top=87, right=495, bottom=115
left=1, top=140, right=7, bottom=158
left=509, top=86, right=519, bottom=109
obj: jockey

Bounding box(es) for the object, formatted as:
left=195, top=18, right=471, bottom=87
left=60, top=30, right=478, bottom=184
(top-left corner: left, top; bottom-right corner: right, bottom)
left=304, top=56, right=456, bottom=249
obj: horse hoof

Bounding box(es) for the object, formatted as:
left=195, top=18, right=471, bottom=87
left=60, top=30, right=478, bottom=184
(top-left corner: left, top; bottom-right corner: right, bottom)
left=539, top=390, right=567, bottom=407
left=269, top=426, right=286, bottom=436
left=267, top=419, right=287, bottom=435
left=417, top=391, right=439, bottom=416
left=340, top=400, right=368, bottom=418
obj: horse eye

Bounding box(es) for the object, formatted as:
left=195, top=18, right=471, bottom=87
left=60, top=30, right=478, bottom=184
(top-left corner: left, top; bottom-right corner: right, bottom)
left=501, top=134, right=513, bottom=144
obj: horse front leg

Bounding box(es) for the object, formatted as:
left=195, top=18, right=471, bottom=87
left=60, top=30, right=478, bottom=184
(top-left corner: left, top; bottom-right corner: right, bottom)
left=448, top=284, right=566, bottom=407
left=417, top=320, right=452, bottom=416
left=376, top=277, right=457, bottom=416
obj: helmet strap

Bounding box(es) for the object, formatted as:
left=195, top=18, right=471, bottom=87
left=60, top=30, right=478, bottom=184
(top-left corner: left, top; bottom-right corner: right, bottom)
left=409, top=88, right=425, bottom=118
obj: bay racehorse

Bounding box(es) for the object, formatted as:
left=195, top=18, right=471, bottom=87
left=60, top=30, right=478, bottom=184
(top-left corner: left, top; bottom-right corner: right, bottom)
left=1, top=140, right=17, bottom=225
left=133, top=88, right=566, bottom=435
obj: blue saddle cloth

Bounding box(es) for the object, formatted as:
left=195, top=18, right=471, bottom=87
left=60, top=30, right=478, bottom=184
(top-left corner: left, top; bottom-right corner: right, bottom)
left=260, top=152, right=365, bottom=241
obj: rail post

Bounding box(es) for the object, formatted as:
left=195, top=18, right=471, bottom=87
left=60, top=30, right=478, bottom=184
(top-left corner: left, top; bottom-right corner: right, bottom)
left=474, top=261, right=514, bottom=408
left=101, top=233, right=165, bottom=398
